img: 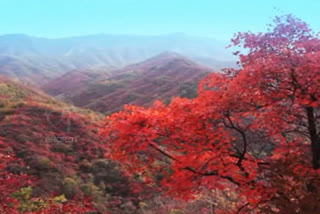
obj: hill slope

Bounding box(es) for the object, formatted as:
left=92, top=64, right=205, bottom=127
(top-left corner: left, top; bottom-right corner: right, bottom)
left=41, top=70, right=110, bottom=97
left=0, top=76, right=136, bottom=212
left=43, top=53, right=212, bottom=114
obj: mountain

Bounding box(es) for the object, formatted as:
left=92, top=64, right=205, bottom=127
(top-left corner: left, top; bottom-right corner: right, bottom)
left=42, top=52, right=212, bottom=114
left=0, top=33, right=235, bottom=85
left=41, top=69, right=111, bottom=97
left=0, top=76, right=136, bottom=212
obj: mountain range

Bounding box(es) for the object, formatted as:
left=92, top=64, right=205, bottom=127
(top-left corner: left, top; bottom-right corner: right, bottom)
left=0, top=33, right=235, bottom=85
left=41, top=52, right=212, bottom=114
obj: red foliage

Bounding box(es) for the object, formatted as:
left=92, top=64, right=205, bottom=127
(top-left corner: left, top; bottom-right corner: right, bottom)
left=101, top=15, right=320, bottom=213
left=0, top=137, right=96, bottom=214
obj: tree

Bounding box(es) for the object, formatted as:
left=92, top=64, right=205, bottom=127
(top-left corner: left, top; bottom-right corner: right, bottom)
left=100, top=15, right=320, bottom=213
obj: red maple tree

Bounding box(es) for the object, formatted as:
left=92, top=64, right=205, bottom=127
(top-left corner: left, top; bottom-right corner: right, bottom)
left=101, top=15, right=320, bottom=213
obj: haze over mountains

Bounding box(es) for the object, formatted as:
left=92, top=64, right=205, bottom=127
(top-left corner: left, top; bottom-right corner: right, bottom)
left=0, top=33, right=235, bottom=85
left=42, top=52, right=212, bottom=114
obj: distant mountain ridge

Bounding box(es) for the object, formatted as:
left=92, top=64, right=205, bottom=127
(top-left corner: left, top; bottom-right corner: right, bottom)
left=0, top=33, right=235, bottom=85
left=42, top=52, right=212, bottom=114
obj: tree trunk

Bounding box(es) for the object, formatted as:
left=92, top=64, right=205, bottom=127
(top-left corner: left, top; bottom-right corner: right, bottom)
left=306, top=107, right=320, bottom=169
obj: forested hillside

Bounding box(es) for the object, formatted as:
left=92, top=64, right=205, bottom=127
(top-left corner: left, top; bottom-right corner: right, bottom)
left=0, top=76, right=139, bottom=213
left=42, top=53, right=212, bottom=114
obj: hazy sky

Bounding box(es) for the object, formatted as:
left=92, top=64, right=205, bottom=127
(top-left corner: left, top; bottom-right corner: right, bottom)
left=1, top=0, right=320, bottom=40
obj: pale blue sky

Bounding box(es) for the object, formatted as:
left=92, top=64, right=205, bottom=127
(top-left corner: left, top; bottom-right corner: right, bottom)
left=0, top=0, right=319, bottom=40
